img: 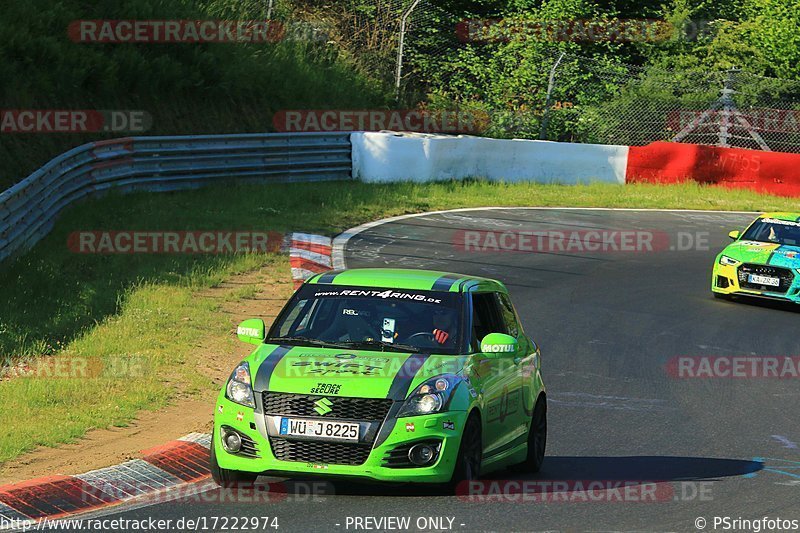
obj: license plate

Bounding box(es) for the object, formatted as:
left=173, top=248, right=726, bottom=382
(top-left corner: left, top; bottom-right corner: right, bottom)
left=748, top=274, right=780, bottom=287
left=279, top=417, right=359, bottom=441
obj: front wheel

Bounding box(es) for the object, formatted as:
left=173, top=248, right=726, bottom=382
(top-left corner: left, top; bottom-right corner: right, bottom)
left=520, top=397, right=546, bottom=473
left=446, top=413, right=482, bottom=492
left=210, top=441, right=259, bottom=487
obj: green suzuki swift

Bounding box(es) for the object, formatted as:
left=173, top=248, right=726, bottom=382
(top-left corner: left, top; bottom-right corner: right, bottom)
left=211, top=268, right=546, bottom=489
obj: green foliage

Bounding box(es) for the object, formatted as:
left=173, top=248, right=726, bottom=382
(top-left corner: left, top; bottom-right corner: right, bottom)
left=403, top=0, right=800, bottom=143
left=0, top=0, right=388, bottom=190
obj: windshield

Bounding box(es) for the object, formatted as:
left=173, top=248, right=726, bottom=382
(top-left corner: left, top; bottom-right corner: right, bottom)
left=267, top=285, right=464, bottom=354
left=741, top=218, right=800, bottom=246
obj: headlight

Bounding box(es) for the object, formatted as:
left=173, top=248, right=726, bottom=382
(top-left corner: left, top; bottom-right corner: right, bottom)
left=225, top=362, right=255, bottom=408
left=398, top=374, right=461, bottom=417
left=719, top=255, right=740, bottom=266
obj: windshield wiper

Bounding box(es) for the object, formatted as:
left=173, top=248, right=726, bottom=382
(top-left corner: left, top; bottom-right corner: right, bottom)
left=338, top=339, right=420, bottom=353
left=267, top=336, right=353, bottom=350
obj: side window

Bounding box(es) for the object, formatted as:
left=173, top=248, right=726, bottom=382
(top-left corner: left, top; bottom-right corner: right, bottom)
left=498, top=293, right=521, bottom=338
left=470, top=292, right=507, bottom=350
left=280, top=299, right=316, bottom=336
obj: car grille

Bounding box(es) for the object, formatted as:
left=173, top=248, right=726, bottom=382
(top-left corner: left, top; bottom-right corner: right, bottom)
left=263, top=392, right=393, bottom=465
left=738, top=264, right=795, bottom=294
left=262, top=392, right=393, bottom=421
left=269, top=439, right=372, bottom=466
left=239, top=433, right=260, bottom=458
left=220, top=426, right=260, bottom=458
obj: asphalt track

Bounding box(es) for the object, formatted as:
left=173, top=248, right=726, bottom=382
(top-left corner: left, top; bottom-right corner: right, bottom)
left=72, top=208, right=800, bottom=532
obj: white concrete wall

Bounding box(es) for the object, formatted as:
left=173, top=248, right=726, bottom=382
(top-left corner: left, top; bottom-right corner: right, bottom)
left=351, top=131, right=630, bottom=184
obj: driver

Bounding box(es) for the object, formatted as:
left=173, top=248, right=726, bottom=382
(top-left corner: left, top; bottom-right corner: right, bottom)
left=768, top=224, right=781, bottom=242
left=432, top=308, right=454, bottom=346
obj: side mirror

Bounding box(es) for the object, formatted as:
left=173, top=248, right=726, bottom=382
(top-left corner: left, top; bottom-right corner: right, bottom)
left=728, top=230, right=740, bottom=240
left=480, top=333, right=518, bottom=358
left=237, top=319, right=266, bottom=345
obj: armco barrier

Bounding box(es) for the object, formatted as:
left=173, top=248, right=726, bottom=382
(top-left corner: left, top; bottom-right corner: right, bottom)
left=5, top=131, right=800, bottom=266
left=351, top=131, right=630, bottom=184
left=0, top=133, right=352, bottom=263
left=626, top=141, right=800, bottom=196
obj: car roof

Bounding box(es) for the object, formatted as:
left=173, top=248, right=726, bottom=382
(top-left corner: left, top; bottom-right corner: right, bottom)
left=305, top=268, right=507, bottom=293
left=759, top=212, right=800, bottom=222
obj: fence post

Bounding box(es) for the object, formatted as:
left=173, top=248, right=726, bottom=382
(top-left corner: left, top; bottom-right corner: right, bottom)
left=539, top=52, right=565, bottom=140
left=718, top=68, right=738, bottom=147
left=395, top=0, right=422, bottom=101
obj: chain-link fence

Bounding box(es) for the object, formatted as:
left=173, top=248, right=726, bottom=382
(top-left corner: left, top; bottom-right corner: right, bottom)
left=537, top=52, right=800, bottom=152
left=392, top=12, right=800, bottom=152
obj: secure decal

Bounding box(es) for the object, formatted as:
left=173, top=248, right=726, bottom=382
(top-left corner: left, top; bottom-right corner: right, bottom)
left=443, top=420, right=455, bottom=430
left=310, top=382, right=342, bottom=395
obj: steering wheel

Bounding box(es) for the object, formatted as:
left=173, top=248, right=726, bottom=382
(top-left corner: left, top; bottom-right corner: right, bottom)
left=405, top=331, right=438, bottom=343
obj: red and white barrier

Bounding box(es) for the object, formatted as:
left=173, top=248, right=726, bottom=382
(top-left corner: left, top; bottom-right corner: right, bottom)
left=0, top=434, right=211, bottom=523
left=350, top=131, right=800, bottom=197
left=289, top=233, right=333, bottom=289
left=626, top=141, right=800, bottom=197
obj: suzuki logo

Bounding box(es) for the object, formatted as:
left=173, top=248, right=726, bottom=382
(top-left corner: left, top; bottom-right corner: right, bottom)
left=313, top=397, right=333, bottom=416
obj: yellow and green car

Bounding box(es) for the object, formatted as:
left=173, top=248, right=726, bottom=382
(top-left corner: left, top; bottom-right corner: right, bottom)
left=211, top=268, right=546, bottom=488
left=712, top=212, right=800, bottom=303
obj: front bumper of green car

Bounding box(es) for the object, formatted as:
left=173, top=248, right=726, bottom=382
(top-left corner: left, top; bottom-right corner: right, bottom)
left=213, top=394, right=468, bottom=483
left=712, top=260, right=800, bottom=303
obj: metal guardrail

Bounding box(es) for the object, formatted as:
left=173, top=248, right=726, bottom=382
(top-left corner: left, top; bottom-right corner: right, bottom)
left=0, top=132, right=352, bottom=263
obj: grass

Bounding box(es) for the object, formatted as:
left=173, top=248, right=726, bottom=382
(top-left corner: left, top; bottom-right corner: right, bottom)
left=0, top=179, right=797, bottom=464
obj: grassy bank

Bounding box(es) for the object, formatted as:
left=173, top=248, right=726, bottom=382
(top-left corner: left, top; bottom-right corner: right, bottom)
left=0, top=0, right=387, bottom=190
left=0, top=179, right=795, bottom=463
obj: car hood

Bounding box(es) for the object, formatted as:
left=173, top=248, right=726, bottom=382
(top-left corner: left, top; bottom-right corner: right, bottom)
left=722, top=240, right=800, bottom=268
left=248, top=344, right=468, bottom=400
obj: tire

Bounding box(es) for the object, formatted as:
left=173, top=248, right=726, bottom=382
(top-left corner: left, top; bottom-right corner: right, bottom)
left=520, top=397, right=547, bottom=473
left=210, top=440, right=259, bottom=487
left=446, top=413, right=482, bottom=492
